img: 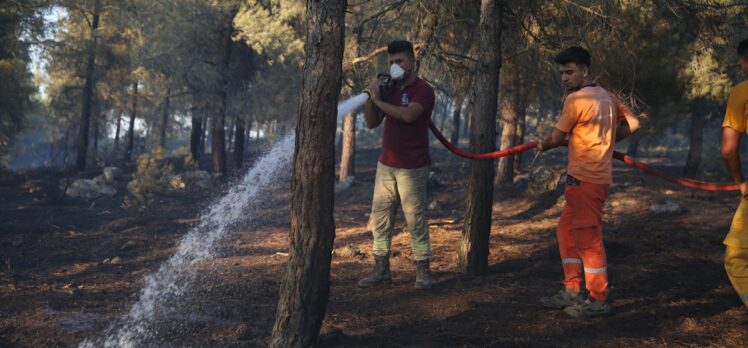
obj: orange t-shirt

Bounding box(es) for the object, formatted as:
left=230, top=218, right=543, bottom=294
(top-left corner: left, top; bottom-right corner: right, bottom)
left=555, top=85, right=633, bottom=185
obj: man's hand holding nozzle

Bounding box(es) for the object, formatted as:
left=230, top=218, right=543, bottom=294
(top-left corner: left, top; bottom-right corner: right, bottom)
left=365, top=79, right=382, bottom=102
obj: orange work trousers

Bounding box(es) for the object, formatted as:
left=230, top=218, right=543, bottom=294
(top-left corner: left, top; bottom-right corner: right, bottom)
left=557, top=177, right=610, bottom=301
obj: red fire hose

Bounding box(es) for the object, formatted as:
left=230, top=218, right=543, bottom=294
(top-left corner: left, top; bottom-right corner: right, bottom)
left=428, top=122, right=739, bottom=192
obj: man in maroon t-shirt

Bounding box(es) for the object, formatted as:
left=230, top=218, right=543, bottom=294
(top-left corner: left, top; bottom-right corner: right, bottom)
left=357, top=40, right=436, bottom=290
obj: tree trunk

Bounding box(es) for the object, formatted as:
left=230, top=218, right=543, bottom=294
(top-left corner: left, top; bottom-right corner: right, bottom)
left=200, top=112, right=208, bottom=156
left=125, top=81, right=138, bottom=161
left=212, top=24, right=234, bottom=176
left=458, top=0, right=502, bottom=276
left=190, top=108, right=202, bottom=161
left=339, top=111, right=356, bottom=182
left=513, top=78, right=528, bottom=174
left=495, top=89, right=518, bottom=185
left=74, top=0, right=101, bottom=171
left=270, top=0, right=345, bottom=346
left=159, top=87, right=171, bottom=149
left=451, top=94, right=464, bottom=145
left=233, top=116, right=245, bottom=169
left=113, top=110, right=122, bottom=157
left=683, top=112, right=704, bottom=178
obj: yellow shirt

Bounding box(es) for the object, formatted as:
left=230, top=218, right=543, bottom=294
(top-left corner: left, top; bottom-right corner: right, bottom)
left=722, top=80, right=748, bottom=132
left=723, top=80, right=748, bottom=247
left=555, top=86, right=633, bottom=185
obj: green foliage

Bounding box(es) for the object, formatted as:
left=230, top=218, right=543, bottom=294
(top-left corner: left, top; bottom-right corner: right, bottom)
left=0, top=2, right=39, bottom=153
left=125, top=146, right=172, bottom=211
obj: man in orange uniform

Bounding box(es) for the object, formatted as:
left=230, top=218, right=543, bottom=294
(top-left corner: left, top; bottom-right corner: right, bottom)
left=537, top=47, right=640, bottom=318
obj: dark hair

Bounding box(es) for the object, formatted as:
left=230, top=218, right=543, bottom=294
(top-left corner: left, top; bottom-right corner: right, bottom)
left=738, top=38, right=748, bottom=58
left=554, top=46, right=591, bottom=67
left=388, top=40, right=415, bottom=58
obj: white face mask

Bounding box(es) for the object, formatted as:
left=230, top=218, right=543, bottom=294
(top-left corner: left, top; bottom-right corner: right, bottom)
left=390, top=63, right=406, bottom=80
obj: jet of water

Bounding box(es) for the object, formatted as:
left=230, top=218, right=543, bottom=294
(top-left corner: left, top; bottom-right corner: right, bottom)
left=337, top=92, right=370, bottom=119
left=80, top=133, right=296, bottom=348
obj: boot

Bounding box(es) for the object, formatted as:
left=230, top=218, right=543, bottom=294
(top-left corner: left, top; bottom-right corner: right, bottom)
left=357, top=254, right=392, bottom=288
left=414, top=259, right=433, bottom=290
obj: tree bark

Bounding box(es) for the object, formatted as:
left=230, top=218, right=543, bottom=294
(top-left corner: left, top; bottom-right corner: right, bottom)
left=458, top=0, right=502, bottom=276
left=74, top=0, right=101, bottom=171
left=513, top=78, right=528, bottom=174
left=159, top=87, right=171, bottom=149
left=683, top=112, right=704, bottom=178
left=451, top=94, right=463, bottom=145
left=114, top=110, right=122, bottom=157
left=495, top=89, right=518, bottom=185
left=212, top=23, right=234, bottom=176
left=125, top=81, right=138, bottom=161
left=190, top=108, right=202, bottom=161
left=270, top=0, right=345, bottom=346
left=233, top=116, right=245, bottom=169
left=338, top=111, right=356, bottom=182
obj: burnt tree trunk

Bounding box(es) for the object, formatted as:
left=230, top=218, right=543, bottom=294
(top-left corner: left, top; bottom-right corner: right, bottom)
left=233, top=116, right=245, bottom=169
left=684, top=112, right=704, bottom=178
left=74, top=0, right=101, bottom=171
left=212, top=23, right=234, bottom=176
left=113, top=110, right=122, bottom=156
left=125, top=81, right=138, bottom=161
left=190, top=107, right=203, bottom=161
left=269, top=0, right=345, bottom=346
left=458, top=0, right=502, bottom=276
left=159, top=87, right=171, bottom=149
left=338, top=111, right=356, bottom=182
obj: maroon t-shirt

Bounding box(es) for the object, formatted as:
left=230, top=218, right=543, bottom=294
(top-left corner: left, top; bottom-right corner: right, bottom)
left=379, top=77, right=435, bottom=169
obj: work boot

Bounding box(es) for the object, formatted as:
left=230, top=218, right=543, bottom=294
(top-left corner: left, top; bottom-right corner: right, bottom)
left=564, top=298, right=610, bottom=318
left=540, top=288, right=585, bottom=309
left=414, top=259, right=433, bottom=290
left=357, top=254, right=391, bottom=288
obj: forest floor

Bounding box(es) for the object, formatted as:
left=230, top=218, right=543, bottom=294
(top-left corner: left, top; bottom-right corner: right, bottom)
left=1, top=144, right=747, bottom=347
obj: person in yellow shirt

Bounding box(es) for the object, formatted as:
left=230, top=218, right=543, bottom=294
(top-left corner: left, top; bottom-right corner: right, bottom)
left=720, top=37, right=748, bottom=309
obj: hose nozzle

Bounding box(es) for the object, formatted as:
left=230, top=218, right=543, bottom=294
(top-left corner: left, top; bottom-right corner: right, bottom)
left=362, top=88, right=374, bottom=101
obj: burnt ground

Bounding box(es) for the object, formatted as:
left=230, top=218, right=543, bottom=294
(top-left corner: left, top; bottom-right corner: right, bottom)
left=1, top=145, right=747, bottom=347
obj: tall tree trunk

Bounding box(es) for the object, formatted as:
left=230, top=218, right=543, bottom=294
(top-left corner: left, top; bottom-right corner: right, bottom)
left=683, top=112, right=704, bottom=178
left=458, top=0, right=502, bottom=276
left=339, top=111, right=356, bottom=182
left=451, top=94, right=463, bottom=145
left=212, top=24, right=234, bottom=176
left=159, top=87, right=171, bottom=149
left=74, top=0, right=101, bottom=171
left=190, top=108, right=202, bottom=161
left=495, top=89, right=518, bottom=185
left=233, top=116, right=245, bottom=169
left=270, top=0, right=344, bottom=346
left=125, top=81, right=138, bottom=161
left=114, top=110, right=122, bottom=157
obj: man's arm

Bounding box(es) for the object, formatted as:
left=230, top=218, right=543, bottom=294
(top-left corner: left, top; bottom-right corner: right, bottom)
left=615, top=115, right=640, bottom=142
left=721, top=126, right=748, bottom=195
left=537, top=127, right=568, bottom=152
left=372, top=99, right=425, bottom=123
left=364, top=100, right=384, bottom=129
left=364, top=80, right=384, bottom=129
